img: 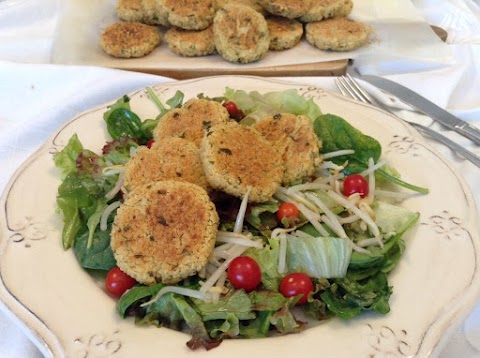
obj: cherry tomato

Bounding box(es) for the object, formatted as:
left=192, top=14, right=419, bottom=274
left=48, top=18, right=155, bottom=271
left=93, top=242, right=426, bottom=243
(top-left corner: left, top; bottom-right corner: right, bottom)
left=222, top=101, right=244, bottom=120
left=276, top=202, right=300, bottom=222
left=227, top=256, right=262, bottom=292
left=343, top=174, right=369, bottom=198
left=105, top=266, right=137, bottom=297
left=146, top=138, right=155, bottom=148
left=279, top=273, right=314, bottom=305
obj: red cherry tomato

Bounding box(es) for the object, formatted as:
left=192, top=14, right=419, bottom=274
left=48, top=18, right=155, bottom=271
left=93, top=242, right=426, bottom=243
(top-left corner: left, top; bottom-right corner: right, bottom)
left=146, top=138, right=155, bottom=148
left=279, top=273, right=314, bottom=305
left=343, top=174, right=369, bottom=198
left=105, top=266, right=137, bottom=297
left=222, top=101, right=244, bottom=120
left=276, top=202, right=300, bottom=222
left=227, top=256, right=262, bottom=292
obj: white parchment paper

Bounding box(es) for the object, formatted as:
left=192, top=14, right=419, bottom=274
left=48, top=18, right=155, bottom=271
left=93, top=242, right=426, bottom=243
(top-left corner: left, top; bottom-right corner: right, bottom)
left=51, top=0, right=454, bottom=73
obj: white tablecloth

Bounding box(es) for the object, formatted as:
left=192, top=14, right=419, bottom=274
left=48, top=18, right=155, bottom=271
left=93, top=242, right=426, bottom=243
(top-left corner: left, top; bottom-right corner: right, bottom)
left=0, top=0, right=479, bottom=357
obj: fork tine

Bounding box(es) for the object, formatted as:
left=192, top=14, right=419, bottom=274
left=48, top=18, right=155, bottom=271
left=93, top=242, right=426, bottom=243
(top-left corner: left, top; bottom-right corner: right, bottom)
left=335, top=78, right=349, bottom=97
left=345, top=74, right=375, bottom=104
left=336, top=77, right=358, bottom=100
left=342, top=75, right=369, bottom=104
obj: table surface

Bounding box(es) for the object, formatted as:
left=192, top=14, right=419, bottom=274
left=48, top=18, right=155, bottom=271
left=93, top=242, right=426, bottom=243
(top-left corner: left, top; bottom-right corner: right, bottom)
left=0, top=0, right=480, bottom=357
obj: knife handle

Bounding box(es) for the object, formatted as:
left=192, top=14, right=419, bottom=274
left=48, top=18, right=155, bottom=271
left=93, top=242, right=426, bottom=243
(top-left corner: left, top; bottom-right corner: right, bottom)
left=411, top=123, right=480, bottom=168
left=454, top=123, right=480, bottom=146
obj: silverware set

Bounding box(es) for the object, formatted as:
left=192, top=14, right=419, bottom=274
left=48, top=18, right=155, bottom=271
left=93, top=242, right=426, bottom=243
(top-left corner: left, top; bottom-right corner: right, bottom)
left=335, top=74, right=480, bottom=168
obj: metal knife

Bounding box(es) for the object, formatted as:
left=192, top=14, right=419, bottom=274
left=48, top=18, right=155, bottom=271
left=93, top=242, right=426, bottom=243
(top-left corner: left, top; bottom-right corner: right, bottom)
left=358, top=74, right=480, bottom=146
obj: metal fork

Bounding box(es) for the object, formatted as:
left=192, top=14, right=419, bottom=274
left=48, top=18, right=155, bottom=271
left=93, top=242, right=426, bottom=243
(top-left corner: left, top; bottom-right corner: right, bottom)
left=335, top=74, right=480, bottom=168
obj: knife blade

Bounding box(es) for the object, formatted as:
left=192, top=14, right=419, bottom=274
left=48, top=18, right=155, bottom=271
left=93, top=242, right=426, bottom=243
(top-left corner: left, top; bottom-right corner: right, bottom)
left=358, top=74, right=480, bottom=146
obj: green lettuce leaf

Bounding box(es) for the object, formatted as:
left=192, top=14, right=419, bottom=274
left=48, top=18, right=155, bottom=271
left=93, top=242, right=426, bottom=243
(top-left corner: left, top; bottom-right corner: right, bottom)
left=245, top=238, right=281, bottom=290
left=117, top=283, right=164, bottom=317
left=321, top=272, right=392, bottom=319
left=206, top=313, right=240, bottom=339
left=349, top=202, right=419, bottom=270
left=286, top=236, right=352, bottom=278
left=191, top=290, right=255, bottom=321
left=53, top=134, right=83, bottom=179
left=313, top=113, right=381, bottom=174
left=239, top=311, right=273, bottom=338
left=73, top=227, right=116, bottom=271
left=224, top=88, right=322, bottom=123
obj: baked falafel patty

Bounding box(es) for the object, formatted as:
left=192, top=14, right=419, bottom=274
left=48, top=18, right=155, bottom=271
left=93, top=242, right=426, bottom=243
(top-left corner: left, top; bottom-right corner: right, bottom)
left=305, top=17, right=371, bottom=51
left=266, top=16, right=304, bottom=51
left=116, top=0, right=145, bottom=22
left=214, top=0, right=267, bottom=14
left=200, top=121, right=284, bottom=202
left=165, top=26, right=216, bottom=57
left=111, top=180, right=219, bottom=285
left=253, top=113, right=323, bottom=185
left=163, top=0, right=215, bottom=30
left=100, top=22, right=161, bottom=58
left=213, top=4, right=270, bottom=64
left=141, top=0, right=169, bottom=26
left=123, top=137, right=210, bottom=192
left=257, top=0, right=313, bottom=19
left=153, top=98, right=230, bottom=147
left=300, top=0, right=353, bottom=22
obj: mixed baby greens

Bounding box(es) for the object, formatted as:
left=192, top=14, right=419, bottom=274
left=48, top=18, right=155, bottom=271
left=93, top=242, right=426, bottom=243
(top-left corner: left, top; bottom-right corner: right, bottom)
left=54, top=86, right=426, bottom=350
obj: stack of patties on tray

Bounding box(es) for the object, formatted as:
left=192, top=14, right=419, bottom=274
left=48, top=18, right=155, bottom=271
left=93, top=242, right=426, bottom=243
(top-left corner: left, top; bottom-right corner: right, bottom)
left=100, top=0, right=372, bottom=62
left=110, top=96, right=323, bottom=285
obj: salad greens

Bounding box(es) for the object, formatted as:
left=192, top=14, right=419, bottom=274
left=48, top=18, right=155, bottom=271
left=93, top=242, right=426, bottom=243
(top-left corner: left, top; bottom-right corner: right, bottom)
left=54, top=86, right=426, bottom=350
left=224, top=87, right=322, bottom=123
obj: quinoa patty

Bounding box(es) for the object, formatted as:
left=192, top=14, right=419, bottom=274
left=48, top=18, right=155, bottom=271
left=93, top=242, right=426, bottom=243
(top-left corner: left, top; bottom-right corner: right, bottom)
left=141, top=0, right=169, bottom=26
left=116, top=0, right=144, bottom=22
left=257, top=0, right=313, bottom=19
left=213, top=4, right=270, bottom=64
left=253, top=113, right=322, bottom=185
left=165, top=26, right=216, bottom=57
left=267, top=16, right=303, bottom=51
left=163, top=0, right=215, bottom=30
left=111, top=180, right=219, bottom=285
left=153, top=98, right=230, bottom=147
left=300, top=0, right=353, bottom=22
left=123, top=137, right=209, bottom=192
left=214, top=0, right=267, bottom=15
left=200, top=121, right=284, bottom=202
left=100, top=22, right=161, bottom=58
left=305, top=17, right=371, bottom=51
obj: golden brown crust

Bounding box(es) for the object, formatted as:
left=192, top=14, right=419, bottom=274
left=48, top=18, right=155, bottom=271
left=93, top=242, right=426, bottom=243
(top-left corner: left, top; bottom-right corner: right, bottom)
left=257, top=0, right=313, bottom=19
left=152, top=98, right=230, bottom=147
left=141, top=0, right=169, bottom=26
left=163, top=0, right=215, bottom=30
left=305, top=17, right=371, bottom=51
left=116, top=0, right=145, bottom=22
left=300, top=0, right=353, bottom=22
left=123, top=138, right=210, bottom=192
left=199, top=121, right=284, bottom=202
left=213, top=4, right=270, bottom=64
left=253, top=113, right=323, bottom=185
left=99, top=22, right=161, bottom=58
left=266, top=16, right=303, bottom=51
left=214, top=0, right=267, bottom=14
left=165, top=26, right=216, bottom=57
left=111, top=180, right=219, bottom=285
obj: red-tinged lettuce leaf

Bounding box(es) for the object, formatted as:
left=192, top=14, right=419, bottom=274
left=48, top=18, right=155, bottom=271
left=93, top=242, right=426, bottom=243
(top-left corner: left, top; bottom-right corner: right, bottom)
left=269, top=298, right=305, bottom=334
left=143, top=293, right=222, bottom=351
left=191, top=289, right=255, bottom=321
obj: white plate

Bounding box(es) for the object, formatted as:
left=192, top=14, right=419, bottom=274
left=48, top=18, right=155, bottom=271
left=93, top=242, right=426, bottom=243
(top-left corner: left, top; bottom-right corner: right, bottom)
left=1, top=76, right=479, bottom=358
